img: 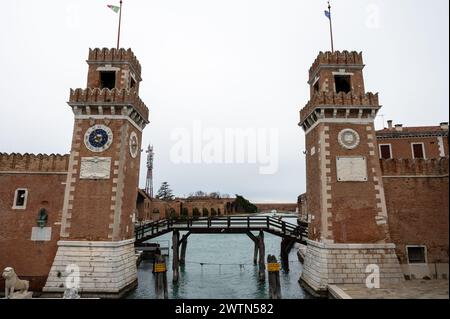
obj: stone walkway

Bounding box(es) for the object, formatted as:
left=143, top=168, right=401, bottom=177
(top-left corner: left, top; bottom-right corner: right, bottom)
left=329, top=280, right=449, bottom=299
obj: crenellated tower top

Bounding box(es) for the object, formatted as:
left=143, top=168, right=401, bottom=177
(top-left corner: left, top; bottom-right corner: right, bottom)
left=300, top=50, right=379, bottom=133
left=68, top=48, right=149, bottom=129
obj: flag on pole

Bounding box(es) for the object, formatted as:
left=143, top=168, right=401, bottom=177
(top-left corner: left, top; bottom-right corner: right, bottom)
left=107, top=5, right=120, bottom=13
left=324, top=10, right=331, bottom=20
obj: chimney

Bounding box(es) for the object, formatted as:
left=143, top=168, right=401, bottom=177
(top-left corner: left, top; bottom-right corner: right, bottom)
left=387, top=120, right=393, bottom=129
left=440, top=122, right=449, bottom=130
left=395, top=124, right=403, bottom=132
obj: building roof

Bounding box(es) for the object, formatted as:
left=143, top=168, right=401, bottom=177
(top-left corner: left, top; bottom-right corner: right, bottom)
left=376, top=125, right=448, bottom=138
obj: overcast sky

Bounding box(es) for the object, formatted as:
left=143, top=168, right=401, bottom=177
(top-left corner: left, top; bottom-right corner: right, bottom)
left=0, top=0, right=448, bottom=203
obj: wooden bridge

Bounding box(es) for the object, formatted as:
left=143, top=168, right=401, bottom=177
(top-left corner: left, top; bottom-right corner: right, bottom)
left=134, top=216, right=308, bottom=276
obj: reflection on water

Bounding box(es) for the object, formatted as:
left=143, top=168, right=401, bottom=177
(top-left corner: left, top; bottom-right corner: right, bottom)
left=127, top=216, right=312, bottom=299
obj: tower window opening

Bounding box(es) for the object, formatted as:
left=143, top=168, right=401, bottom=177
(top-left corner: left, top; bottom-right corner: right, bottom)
left=100, top=71, right=116, bottom=90
left=130, top=77, right=136, bottom=89
left=313, top=81, right=320, bottom=93
left=334, top=75, right=351, bottom=94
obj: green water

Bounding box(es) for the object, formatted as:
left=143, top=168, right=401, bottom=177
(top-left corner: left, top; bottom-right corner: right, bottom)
left=126, top=216, right=313, bottom=299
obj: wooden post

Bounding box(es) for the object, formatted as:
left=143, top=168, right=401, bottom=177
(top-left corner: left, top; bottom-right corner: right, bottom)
left=258, top=230, right=265, bottom=282
left=180, top=233, right=190, bottom=265
left=172, top=230, right=180, bottom=283
left=253, top=239, right=259, bottom=265
left=281, top=238, right=289, bottom=272
left=154, top=254, right=168, bottom=299
left=267, top=255, right=282, bottom=299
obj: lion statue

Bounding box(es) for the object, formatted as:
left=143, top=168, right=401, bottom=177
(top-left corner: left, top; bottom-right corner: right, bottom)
left=2, top=267, right=29, bottom=299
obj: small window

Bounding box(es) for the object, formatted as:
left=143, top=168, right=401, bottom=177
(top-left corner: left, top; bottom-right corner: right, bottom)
left=412, top=143, right=425, bottom=159
left=334, top=75, right=351, bottom=94
left=313, top=81, right=320, bottom=93
left=130, top=77, right=136, bottom=89
left=379, top=144, right=392, bottom=159
left=13, top=189, right=28, bottom=210
left=407, top=246, right=426, bottom=264
left=100, top=71, right=116, bottom=90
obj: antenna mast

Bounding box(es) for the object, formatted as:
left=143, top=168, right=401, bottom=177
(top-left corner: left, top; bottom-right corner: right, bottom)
left=145, top=145, right=154, bottom=198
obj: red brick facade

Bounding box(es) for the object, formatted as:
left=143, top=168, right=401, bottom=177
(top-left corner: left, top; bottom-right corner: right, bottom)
left=0, top=153, right=69, bottom=291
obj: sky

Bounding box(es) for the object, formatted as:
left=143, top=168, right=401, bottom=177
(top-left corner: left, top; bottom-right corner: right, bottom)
left=0, top=0, right=448, bottom=203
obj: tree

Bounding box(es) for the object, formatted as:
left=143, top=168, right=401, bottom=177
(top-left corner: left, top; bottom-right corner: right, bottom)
left=234, top=195, right=258, bottom=214
left=156, top=182, right=174, bottom=201
left=211, top=208, right=217, bottom=216
left=202, top=208, right=209, bottom=217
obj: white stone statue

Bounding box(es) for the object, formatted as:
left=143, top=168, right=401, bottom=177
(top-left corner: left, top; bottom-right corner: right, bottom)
left=2, top=267, right=30, bottom=299
left=63, top=287, right=81, bottom=299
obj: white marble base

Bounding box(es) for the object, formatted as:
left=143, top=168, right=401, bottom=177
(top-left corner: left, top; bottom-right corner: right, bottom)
left=9, top=292, right=33, bottom=299
left=43, top=239, right=137, bottom=295
left=300, top=240, right=404, bottom=295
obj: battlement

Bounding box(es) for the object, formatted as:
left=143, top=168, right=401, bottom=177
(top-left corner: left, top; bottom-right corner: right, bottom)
left=69, top=88, right=149, bottom=123
left=0, top=153, right=70, bottom=173
left=380, top=157, right=449, bottom=177
left=309, top=51, right=364, bottom=79
left=300, top=91, right=379, bottom=124
left=88, top=48, right=142, bottom=76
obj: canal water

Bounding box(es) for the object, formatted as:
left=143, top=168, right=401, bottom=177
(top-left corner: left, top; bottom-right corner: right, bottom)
left=126, top=215, right=313, bottom=299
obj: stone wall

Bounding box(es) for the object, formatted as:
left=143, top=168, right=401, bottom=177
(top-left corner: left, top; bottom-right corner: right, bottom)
left=301, top=240, right=403, bottom=296
left=43, top=239, right=137, bottom=297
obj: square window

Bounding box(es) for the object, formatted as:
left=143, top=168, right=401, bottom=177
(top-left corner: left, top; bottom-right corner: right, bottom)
left=13, top=189, right=28, bottom=209
left=100, top=71, right=116, bottom=90
left=407, top=246, right=426, bottom=264
left=412, top=143, right=425, bottom=159
left=379, top=144, right=392, bottom=159
left=334, top=75, right=351, bottom=94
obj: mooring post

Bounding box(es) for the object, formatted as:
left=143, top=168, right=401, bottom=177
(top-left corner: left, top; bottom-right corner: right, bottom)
left=154, top=254, right=168, bottom=299
left=258, top=230, right=266, bottom=282
left=253, top=239, right=259, bottom=265
left=172, top=230, right=180, bottom=283
left=180, top=232, right=190, bottom=265
left=281, top=238, right=289, bottom=272
left=267, top=255, right=282, bottom=299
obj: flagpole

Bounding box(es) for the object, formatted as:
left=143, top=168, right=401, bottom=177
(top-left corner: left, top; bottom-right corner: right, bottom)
left=117, top=0, right=123, bottom=50
left=328, top=1, right=335, bottom=53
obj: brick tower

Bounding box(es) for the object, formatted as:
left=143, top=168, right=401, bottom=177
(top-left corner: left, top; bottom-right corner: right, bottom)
left=299, top=51, right=403, bottom=295
left=44, top=48, right=149, bottom=297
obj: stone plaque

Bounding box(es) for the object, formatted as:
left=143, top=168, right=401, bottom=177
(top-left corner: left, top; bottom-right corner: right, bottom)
left=31, top=227, right=52, bottom=241
left=80, top=157, right=112, bottom=180
left=336, top=156, right=368, bottom=182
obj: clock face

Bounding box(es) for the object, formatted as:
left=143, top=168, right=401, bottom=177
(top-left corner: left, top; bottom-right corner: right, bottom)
left=338, top=129, right=360, bottom=150
left=129, top=131, right=139, bottom=158
left=84, top=125, right=113, bottom=153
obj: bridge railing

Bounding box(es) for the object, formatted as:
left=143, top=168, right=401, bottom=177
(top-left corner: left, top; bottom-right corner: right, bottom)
left=135, top=216, right=308, bottom=242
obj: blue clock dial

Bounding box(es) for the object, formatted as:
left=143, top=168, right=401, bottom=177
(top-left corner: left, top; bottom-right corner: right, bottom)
left=84, top=125, right=113, bottom=153
left=88, top=129, right=109, bottom=148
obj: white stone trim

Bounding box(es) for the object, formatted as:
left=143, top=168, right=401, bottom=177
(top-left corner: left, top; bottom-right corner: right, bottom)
left=437, top=136, right=446, bottom=157
left=74, top=115, right=143, bottom=132
left=57, top=238, right=135, bottom=248
left=305, top=118, right=374, bottom=136
left=305, top=239, right=396, bottom=250
left=12, top=188, right=28, bottom=210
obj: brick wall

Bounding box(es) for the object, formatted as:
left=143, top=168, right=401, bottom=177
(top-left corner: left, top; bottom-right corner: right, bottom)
left=255, top=203, right=297, bottom=212
left=0, top=154, right=68, bottom=291
left=381, top=158, right=449, bottom=264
